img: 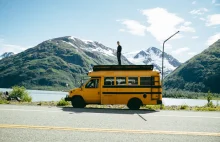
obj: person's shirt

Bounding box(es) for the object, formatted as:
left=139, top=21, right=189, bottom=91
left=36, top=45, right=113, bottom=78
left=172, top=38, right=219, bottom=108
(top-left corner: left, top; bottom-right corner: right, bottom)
left=117, top=45, right=122, bottom=53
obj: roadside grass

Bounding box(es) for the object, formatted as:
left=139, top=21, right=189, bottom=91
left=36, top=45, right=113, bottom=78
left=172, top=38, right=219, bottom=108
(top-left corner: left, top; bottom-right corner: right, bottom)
left=143, top=103, right=220, bottom=111
left=56, top=98, right=70, bottom=106
left=1, top=101, right=220, bottom=111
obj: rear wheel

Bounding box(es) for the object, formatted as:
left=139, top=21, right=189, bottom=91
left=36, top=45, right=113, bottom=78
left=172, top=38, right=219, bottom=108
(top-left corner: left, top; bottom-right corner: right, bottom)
left=71, top=96, right=86, bottom=108
left=127, top=98, right=142, bottom=110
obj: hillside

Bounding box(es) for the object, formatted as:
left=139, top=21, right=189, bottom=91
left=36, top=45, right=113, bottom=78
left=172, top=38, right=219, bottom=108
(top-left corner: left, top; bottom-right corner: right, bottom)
left=164, top=39, right=220, bottom=93
left=124, top=47, right=181, bottom=76
left=0, top=52, right=14, bottom=60
left=0, top=36, right=131, bottom=91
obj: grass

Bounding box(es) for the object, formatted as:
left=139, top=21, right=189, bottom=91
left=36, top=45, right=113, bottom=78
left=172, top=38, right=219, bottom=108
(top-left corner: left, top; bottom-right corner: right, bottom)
left=143, top=104, right=220, bottom=111
left=1, top=101, right=219, bottom=111
left=56, top=98, right=70, bottom=106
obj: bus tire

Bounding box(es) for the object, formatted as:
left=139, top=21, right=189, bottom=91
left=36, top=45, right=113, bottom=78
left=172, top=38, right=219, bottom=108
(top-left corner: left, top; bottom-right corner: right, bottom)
left=71, top=96, right=86, bottom=108
left=127, top=98, right=142, bottom=110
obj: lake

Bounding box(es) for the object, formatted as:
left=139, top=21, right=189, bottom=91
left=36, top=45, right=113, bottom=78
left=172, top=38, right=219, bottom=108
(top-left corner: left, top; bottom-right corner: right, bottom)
left=0, top=88, right=218, bottom=106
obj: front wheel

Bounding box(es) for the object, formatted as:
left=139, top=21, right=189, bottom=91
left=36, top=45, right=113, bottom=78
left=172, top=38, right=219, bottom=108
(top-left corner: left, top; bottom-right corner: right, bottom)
left=127, top=98, right=142, bottom=110
left=71, top=97, right=86, bottom=108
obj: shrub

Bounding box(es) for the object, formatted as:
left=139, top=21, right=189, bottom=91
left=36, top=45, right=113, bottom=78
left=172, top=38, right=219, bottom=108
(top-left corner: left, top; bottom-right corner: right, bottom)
left=207, top=91, right=214, bottom=107
left=0, top=92, right=9, bottom=104
left=57, top=98, right=70, bottom=106
left=207, top=101, right=214, bottom=108
left=207, top=90, right=213, bottom=104
left=180, top=104, right=188, bottom=110
left=10, top=86, right=32, bottom=102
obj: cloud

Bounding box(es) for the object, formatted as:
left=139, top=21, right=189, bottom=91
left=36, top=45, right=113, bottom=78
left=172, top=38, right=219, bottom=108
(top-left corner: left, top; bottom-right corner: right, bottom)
left=192, top=1, right=196, bottom=4
left=119, top=29, right=125, bottom=32
left=178, top=25, right=195, bottom=32
left=188, top=52, right=197, bottom=55
left=117, top=19, right=147, bottom=36
left=206, top=14, right=220, bottom=26
left=184, top=21, right=192, bottom=26
left=171, top=47, right=190, bottom=55
left=0, top=44, right=31, bottom=54
left=192, top=36, right=199, bottom=39
left=200, top=17, right=206, bottom=21
left=160, top=43, right=172, bottom=49
left=190, top=8, right=208, bottom=15
left=206, top=33, right=220, bottom=46
left=212, top=0, right=216, bottom=4
left=140, top=8, right=195, bottom=43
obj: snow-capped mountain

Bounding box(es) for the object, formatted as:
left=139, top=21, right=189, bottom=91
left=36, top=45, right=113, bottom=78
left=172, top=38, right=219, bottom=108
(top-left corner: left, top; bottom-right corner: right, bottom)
left=124, top=47, right=181, bottom=76
left=0, top=52, right=14, bottom=60
left=49, top=36, right=132, bottom=65
left=56, top=36, right=116, bottom=57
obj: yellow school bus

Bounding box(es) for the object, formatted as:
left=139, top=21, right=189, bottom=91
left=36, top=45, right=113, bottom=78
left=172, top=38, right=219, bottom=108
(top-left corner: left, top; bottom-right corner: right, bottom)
left=65, top=65, right=162, bottom=110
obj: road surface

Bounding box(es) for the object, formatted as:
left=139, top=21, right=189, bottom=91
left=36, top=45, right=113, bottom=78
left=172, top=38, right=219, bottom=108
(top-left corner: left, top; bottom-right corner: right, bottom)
left=0, top=104, right=219, bottom=142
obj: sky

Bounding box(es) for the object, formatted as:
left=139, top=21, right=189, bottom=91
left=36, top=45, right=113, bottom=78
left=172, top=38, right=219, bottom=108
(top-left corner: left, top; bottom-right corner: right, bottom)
left=0, top=0, right=220, bottom=62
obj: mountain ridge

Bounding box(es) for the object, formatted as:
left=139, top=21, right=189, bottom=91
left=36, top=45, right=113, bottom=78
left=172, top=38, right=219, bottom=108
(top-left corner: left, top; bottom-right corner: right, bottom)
left=124, top=47, right=181, bottom=76
left=164, top=39, right=220, bottom=93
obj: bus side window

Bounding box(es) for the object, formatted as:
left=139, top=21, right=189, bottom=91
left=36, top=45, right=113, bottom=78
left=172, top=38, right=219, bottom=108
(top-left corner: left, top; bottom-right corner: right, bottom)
left=104, top=77, right=114, bottom=85
left=128, top=77, right=138, bottom=85
left=140, top=77, right=154, bottom=85
left=116, top=77, right=126, bottom=85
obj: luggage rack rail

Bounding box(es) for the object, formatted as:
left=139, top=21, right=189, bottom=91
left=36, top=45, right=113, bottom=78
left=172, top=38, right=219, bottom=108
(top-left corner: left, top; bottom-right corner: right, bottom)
left=93, top=65, right=154, bottom=71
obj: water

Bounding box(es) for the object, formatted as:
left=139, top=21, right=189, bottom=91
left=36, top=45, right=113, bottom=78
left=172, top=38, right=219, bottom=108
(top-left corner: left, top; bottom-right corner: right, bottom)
left=0, top=88, right=67, bottom=102
left=0, top=88, right=218, bottom=106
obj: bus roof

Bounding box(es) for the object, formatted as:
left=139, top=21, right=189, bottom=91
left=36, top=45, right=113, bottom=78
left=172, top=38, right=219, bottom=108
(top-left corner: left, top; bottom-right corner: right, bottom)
left=93, top=65, right=154, bottom=71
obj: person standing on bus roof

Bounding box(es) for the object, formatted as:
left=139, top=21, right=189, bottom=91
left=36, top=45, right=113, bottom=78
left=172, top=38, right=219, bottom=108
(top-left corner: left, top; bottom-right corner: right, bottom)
left=117, top=41, right=122, bottom=65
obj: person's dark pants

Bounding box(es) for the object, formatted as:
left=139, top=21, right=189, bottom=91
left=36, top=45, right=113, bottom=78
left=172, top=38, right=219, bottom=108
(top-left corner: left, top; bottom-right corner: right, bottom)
left=117, top=52, right=121, bottom=65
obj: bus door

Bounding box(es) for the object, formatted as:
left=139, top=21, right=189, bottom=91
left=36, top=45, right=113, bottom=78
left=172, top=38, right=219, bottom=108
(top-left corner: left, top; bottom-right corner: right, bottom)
left=83, top=78, right=101, bottom=104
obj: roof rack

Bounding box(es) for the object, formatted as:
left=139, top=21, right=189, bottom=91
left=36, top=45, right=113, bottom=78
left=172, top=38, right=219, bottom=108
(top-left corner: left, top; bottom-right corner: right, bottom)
left=93, top=65, right=154, bottom=71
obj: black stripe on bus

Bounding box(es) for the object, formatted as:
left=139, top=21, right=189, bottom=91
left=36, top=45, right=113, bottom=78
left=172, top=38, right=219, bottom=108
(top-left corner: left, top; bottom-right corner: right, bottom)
left=102, top=92, right=161, bottom=94
left=103, top=85, right=161, bottom=88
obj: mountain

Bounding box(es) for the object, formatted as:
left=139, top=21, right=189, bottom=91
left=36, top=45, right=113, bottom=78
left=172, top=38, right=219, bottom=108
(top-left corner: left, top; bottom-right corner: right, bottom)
left=164, top=39, right=220, bottom=93
left=124, top=47, right=181, bottom=76
left=0, top=52, right=14, bottom=60
left=0, top=36, right=131, bottom=91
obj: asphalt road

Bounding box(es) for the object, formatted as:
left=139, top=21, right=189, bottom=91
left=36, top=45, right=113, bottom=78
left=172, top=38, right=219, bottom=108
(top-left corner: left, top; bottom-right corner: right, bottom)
left=0, top=105, right=219, bottom=142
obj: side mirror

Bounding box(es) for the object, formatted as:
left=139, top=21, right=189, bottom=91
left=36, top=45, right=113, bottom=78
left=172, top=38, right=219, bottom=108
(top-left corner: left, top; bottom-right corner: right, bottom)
left=80, top=83, right=84, bottom=90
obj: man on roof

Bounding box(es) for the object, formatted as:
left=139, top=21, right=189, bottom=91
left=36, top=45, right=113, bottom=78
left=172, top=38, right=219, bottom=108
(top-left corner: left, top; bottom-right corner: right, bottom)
left=117, top=41, right=122, bottom=65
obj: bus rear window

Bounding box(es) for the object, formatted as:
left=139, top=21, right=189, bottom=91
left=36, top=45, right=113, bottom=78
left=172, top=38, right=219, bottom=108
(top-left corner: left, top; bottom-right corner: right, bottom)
left=128, top=77, right=138, bottom=85
left=140, top=77, right=154, bottom=85
left=116, top=77, right=126, bottom=85
left=104, top=77, right=114, bottom=85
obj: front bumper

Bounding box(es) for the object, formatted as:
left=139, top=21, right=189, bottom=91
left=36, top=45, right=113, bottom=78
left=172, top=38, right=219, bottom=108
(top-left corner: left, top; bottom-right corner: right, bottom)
left=64, top=95, right=72, bottom=101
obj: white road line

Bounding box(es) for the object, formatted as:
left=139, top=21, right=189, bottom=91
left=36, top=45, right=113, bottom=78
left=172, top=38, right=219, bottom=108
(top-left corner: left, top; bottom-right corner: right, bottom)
left=146, top=114, right=220, bottom=119
left=0, top=108, right=62, bottom=113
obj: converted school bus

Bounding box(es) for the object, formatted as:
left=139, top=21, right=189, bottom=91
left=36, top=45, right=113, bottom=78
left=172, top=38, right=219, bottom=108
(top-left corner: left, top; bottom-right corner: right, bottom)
left=65, top=65, right=162, bottom=110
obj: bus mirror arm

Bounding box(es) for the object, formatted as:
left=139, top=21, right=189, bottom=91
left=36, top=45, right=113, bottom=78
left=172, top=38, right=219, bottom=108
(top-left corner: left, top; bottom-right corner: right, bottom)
left=80, top=83, right=84, bottom=90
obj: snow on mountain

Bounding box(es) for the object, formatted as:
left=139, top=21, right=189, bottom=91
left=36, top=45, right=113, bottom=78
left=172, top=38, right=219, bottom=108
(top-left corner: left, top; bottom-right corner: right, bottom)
left=50, top=36, right=132, bottom=65
left=53, top=36, right=116, bottom=57
left=0, top=52, right=14, bottom=60
left=124, top=47, right=181, bottom=76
